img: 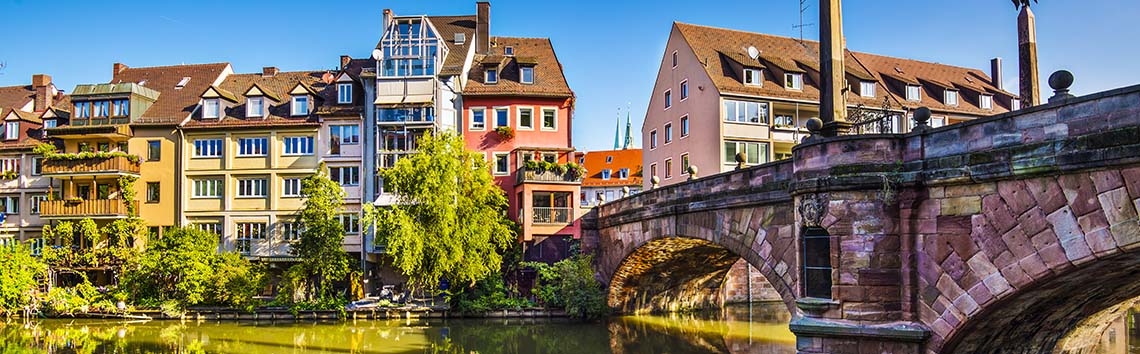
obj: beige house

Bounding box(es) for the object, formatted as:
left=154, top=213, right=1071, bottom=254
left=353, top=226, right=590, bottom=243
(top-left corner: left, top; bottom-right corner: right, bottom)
left=644, top=22, right=1019, bottom=188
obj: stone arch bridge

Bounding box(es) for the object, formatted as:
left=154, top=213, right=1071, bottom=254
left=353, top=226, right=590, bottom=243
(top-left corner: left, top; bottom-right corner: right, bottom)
left=587, top=84, right=1140, bottom=353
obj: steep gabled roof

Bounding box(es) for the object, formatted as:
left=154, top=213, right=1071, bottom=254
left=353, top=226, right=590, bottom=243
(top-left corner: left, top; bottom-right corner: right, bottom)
left=464, top=37, right=573, bottom=98
left=581, top=149, right=643, bottom=188
left=111, top=63, right=231, bottom=125
left=0, top=85, right=34, bottom=112
left=184, top=70, right=347, bottom=129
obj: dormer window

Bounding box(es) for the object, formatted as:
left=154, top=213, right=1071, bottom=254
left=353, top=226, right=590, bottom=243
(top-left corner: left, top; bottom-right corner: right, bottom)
left=785, top=73, right=803, bottom=90
left=337, top=83, right=352, bottom=104
left=744, top=68, right=762, bottom=86
left=44, top=119, right=56, bottom=128
left=5, top=122, right=18, bottom=140
left=247, top=97, right=264, bottom=117
left=906, top=85, right=921, bottom=101
left=979, top=94, right=993, bottom=110
left=859, top=81, right=876, bottom=98
left=504, top=46, right=514, bottom=56
left=485, top=69, right=498, bottom=84
left=619, top=168, right=629, bottom=179
left=202, top=99, right=220, bottom=119
left=520, top=67, right=534, bottom=84
left=292, top=96, right=309, bottom=116
left=601, top=169, right=612, bottom=180
left=944, top=90, right=959, bottom=106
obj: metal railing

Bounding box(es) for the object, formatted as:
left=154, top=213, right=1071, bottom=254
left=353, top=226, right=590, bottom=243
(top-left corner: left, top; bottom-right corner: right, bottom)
left=515, top=168, right=583, bottom=185
left=378, top=151, right=415, bottom=169
left=532, top=207, right=572, bottom=224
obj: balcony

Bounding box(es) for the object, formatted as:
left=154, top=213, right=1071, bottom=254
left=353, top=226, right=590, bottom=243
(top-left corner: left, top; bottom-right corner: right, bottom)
left=40, top=199, right=136, bottom=219
left=42, top=155, right=141, bottom=177
left=515, top=168, right=583, bottom=186
left=532, top=207, right=572, bottom=225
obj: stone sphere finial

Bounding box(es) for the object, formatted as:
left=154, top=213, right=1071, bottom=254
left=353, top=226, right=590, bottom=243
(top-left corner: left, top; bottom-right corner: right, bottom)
left=805, top=117, right=824, bottom=133
left=687, top=165, right=699, bottom=180
left=912, top=107, right=932, bottom=132
left=1048, top=70, right=1075, bottom=103
left=735, top=152, right=747, bottom=170
left=651, top=176, right=660, bottom=189
left=621, top=186, right=630, bottom=198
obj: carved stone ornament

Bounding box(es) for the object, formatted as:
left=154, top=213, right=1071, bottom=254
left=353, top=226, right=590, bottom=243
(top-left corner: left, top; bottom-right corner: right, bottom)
left=798, top=193, right=829, bottom=228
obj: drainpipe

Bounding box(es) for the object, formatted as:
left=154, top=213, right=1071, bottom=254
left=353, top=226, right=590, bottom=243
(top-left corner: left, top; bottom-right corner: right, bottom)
left=175, top=126, right=184, bottom=227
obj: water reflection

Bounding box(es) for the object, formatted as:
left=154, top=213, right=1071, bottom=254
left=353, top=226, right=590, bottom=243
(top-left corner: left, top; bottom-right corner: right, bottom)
left=0, top=303, right=795, bottom=354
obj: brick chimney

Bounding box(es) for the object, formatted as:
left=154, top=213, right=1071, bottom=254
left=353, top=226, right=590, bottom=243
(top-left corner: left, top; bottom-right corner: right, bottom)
left=476, top=2, right=490, bottom=54
left=340, top=55, right=352, bottom=69
left=32, top=74, right=52, bottom=112
left=113, top=63, right=129, bottom=76
left=1017, top=6, right=1040, bottom=107
left=990, top=57, right=1003, bottom=91
left=262, top=67, right=279, bottom=77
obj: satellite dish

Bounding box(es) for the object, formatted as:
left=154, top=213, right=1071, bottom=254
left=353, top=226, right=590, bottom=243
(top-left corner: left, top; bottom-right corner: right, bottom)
left=747, top=46, right=760, bottom=60
left=371, top=49, right=383, bottom=60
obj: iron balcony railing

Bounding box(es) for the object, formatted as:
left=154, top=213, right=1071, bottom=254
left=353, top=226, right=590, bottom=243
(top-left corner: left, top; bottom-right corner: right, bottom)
left=532, top=207, right=572, bottom=224
left=378, top=151, right=416, bottom=169
left=515, top=168, right=583, bottom=185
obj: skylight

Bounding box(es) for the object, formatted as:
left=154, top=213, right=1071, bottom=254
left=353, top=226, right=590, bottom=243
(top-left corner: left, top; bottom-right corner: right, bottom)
left=175, top=77, right=191, bottom=89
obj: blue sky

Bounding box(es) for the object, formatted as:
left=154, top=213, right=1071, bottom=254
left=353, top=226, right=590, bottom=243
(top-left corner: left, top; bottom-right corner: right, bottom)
left=1, top=0, right=1137, bottom=152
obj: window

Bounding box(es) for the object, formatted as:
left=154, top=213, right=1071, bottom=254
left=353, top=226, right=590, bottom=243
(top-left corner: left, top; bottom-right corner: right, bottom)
left=650, top=163, right=657, bottom=180
left=601, top=169, right=612, bottom=180
left=146, top=182, right=160, bottom=203
left=664, top=123, right=673, bottom=144
left=29, top=194, right=46, bottom=215
left=340, top=214, right=361, bottom=234
left=292, top=96, right=309, bottom=116
left=671, top=51, right=678, bottom=68
left=112, top=99, right=130, bottom=117
left=803, top=227, right=832, bottom=299
left=664, top=90, right=672, bottom=109
left=470, top=108, right=486, bottom=130
left=75, top=102, right=90, bottom=118
left=618, top=168, right=629, bottom=179
left=680, top=116, right=689, bottom=137
left=193, top=139, right=223, bottom=158
left=650, top=130, right=658, bottom=149
left=723, top=141, right=768, bottom=165
left=722, top=100, right=770, bottom=124
left=0, top=158, right=17, bottom=174
left=518, top=107, right=534, bottom=130
left=681, top=154, right=690, bottom=174
left=605, top=156, right=613, bottom=163
left=906, top=85, right=921, bottom=101
left=931, top=117, right=946, bottom=128
left=283, top=178, right=303, bottom=197
left=680, top=80, right=689, bottom=100
left=176, top=77, right=191, bottom=89
left=247, top=97, right=264, bottom=117
left=237, top=179, right=268, bottom=197
left=785, top=73, right=803, bottom=90
left=664, top=158, right=673, bottom=179
left=0, top=196, right=18, bottom=214
left=541, top=108, right=557, bottom=130
left=43, top=119, right=56, bottom=128
left=337, top=83, right=353, bottom=104
left=147, top=140, right=161, bottom=161
left=980, top=95, right=994, bottom=110
left=945, top=90, right=959, bottom=106
left=495, top=108, right=509, bottom=127
left=860, top=81, right=876, bottom=98
left=94, top=101, right=109, bottom=117
left=31, top=158, right=42, bottom=175
left=283, top=136, right=314, bottom=156
left=281, top=221, right=302, bottom=241
left=520, top=67, right=534, bottom=84
left=542, top=153, right=556, bottom=163
left=486, top=69, right=498, bottom=84
left=193, top=179, right=223, bottom=198
left=195, top=222, right=223, bottom=237
left=202, top=99, right=220, bottom=119
left=330, top=125, right=360, bottom=146
left=236, top=222, right=267, bottom=254
left=504, top=46, right=514, bottom=56
left=744, top=68, right=763, bottom=86
left=330, top=166, right=360, bottom=186
left=238, top=137, right=268, bottom=156
left=493, top=153, right=509, bottom=175
left=4, top=122, right=17, bottom=140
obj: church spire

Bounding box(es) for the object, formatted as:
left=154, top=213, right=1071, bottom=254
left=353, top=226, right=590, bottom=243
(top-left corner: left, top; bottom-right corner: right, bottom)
left=613, top=107, right=622, bottom=150
left=623, top=103, right=633, bottom=149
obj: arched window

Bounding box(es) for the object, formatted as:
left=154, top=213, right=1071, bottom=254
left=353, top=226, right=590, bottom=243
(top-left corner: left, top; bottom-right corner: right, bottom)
left=802, top=227, right=832, bottom=299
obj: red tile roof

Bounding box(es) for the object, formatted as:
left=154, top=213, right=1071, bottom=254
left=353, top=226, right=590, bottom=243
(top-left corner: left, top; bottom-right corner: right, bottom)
left=183, top=70, right=336, bottom=129
left=581, top=149, right=642, bottom=187
left=110, top=63, right=231, bottom=125
left=464, top=37, right=573, bottom=98
left=0, top=85, right=34, bottom=112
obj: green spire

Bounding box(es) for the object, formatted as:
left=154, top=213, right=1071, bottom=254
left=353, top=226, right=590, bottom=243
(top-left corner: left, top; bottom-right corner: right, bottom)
left=613, top=108, right=622, bottom=150
left=623, top=105, right=633, bottom=149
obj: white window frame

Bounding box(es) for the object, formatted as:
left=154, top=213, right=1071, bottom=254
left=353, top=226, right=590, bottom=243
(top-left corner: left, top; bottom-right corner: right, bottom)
left=281, top=220, right=302, bottom=241
left=337, top=83, right=353, bottom=104
left=664, top=158, right=673, bottom=179
left=785, top=73, right=803, bottom=90
left=650, top=129, right=658, bottom=150
left=493, top=153, right=510, bottom=175
left=723, top=140, right=767, bottom=165
left=906, top=85, right=922, bottom=101
left=236, top=222, right=267, bottom=240
left=329, top=166, right=360, bottom=187
left=664, top=123, right=673, bottom=144
left=291, top=95, right=309, bottom=116
left=31, top=157, right=42, bottom=176
left=193, top=138, right=223, bottom=158
left=860, top=81, right=876, bottom=98
left=680, top=153, right=690, bottom=175
left=43, top=119, right=56, bottom=129
left=664, top=90, right=672, bottom=109
left=980, top=94, right=994, bottom=110
left=237, top=137, right=268, bottom=157
left=680, top=115, right=689, bottom=138
left=671, top=51, right=678, bottom=68
left=282, top=136, right=314, bottom=156
left=540, top=108, right=557, bottom=131
left=680, top=80, right=689, bottom=100
left=330, top=124, right=360, bottom=145
left=493, top=107, right=509, bottom=128
left=282, top=178, right=303, bottom=197
left=237, top=178, right=268, bottom=198
left=650, top=163, right=658, bottom=180
left=945, top=90, right=959, bottom=106
left=246, top=97, right=264, bottom=117
left=192, top=179, right=223, bottom=199
left=516, top=106, right=534, bottom=130
left=485, top=69, right=498, bottom=84
left=202, top=99, right=221, bottom=119
left=618, top=168, right=629, bottom=180
left=520, top=67, right=534, bottom=84
left=601, top=169, right=611, bottom=180
left=340, top=213, right=361, bottom=235
left=0, top=158, right=19, bottom=174
left=744, top=68, right=763, bottom=86
left=29, top=194, right=46, bottom=215
left=5, top=121, right=18, bottom=140
left=470, top=107, right=487, bottom=131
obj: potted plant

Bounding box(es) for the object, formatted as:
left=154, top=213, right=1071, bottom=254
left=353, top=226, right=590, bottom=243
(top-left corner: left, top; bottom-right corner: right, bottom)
left=494, top=126, right=515, bottom=140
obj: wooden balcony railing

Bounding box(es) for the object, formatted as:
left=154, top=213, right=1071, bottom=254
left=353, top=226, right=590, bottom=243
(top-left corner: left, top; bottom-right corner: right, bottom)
left=515, top=168, right=583, bottom=185
left=42, top=155, right=141, bottom=175
left=39, top=199, right=135, bottom=218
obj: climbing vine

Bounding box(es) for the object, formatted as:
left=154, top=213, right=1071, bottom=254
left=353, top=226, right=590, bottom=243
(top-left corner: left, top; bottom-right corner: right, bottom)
left=118, top=176, right=138, bottom=217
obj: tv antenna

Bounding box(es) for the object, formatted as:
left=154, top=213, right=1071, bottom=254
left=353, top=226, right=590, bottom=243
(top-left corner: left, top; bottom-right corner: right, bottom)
left=793, top=0, right=815, bottom=42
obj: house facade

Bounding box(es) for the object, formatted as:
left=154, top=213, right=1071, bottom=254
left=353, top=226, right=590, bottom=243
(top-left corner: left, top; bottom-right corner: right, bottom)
left=580, top=148, right=642, bottom=207
left=644, top=22, right=1020, bottom=188
left=0, top=74, right=67, bottom=251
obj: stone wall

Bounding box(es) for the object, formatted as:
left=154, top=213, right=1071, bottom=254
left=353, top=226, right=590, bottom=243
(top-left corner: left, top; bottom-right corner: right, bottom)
left=722, top=258, right=782, bottom=304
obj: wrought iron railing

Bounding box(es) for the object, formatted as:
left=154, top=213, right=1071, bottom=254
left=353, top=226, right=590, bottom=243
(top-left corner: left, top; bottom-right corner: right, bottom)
left=848, top=96, right=907, bottom=135
left=515, top=168, right=583, bottom=185
left=532, top=207, right=572, bottom=224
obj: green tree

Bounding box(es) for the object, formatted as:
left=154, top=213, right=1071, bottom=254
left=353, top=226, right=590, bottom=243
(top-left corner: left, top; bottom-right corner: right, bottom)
left=121, top=227, right=262, bottom=309
left=288, top=163, right=351, bottom=301
left=364, top=132, right=515, bottom=288
left=0, top=244, right=48, bottom=315
left=527, top=255, right=610, bottom=320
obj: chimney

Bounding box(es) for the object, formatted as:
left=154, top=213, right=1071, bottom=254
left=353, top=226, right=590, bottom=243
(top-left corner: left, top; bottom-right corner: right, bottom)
left=262, top=67, right=279, bottom=77
left=113, top=63, right=129, bottom=76
left=990, top=58, right=1004, bottom=91
left=476, top=2, right=490, bottom=54
left=340, top=55, right=352, bottom=70
left=382, top=9, right=393, bottom=32
left=1017, top=6, right=1040, bottom=107
left=32, top=74, right=53, bottom=112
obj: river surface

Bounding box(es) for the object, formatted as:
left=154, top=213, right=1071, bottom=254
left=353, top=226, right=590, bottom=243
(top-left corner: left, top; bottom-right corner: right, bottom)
left=0, top=303, right=796, bottom=354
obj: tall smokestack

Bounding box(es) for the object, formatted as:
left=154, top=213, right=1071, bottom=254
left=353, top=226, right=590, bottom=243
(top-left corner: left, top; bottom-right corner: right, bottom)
left=32, top=74, right=53, bottom=112
left=476, top=2, right=490, bottom=54
left=1017, top=6, right=1040, bottom=107
left=990, top=58, right=1004, bottom=91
